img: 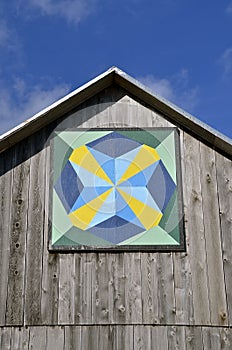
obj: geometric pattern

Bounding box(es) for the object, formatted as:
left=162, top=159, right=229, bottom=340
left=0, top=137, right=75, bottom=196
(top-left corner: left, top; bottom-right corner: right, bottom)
left=51, top=129, right=182, bottom=248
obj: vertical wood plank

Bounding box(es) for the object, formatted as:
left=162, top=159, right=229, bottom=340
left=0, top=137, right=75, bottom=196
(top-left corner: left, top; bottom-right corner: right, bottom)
left=29, top=327, right=47, bottom=349
left=183, top=133, right=210, bottom=324
left=141, top=253, right=159, bottom=324
left=109, top=91, right=130, bottom=127
left=185, top=326, right=203, bottom=350
left=124, top=253, right=142, bottom=324
left=108, top=254, right=116, bottom=324
left=220, top=328, right=232, bottom=350
left=95, top=253, right=109, bottom=324
left=114, top=326, right=134, bottom=350
left=167, top=326, right=186, bottom=350
left=0, top=148, right=13, bottom=325
left=0, top=327, right=12, bottom=349
left=151, top=326, right=168, bottom=350
left=200, top=144, right=228, bottom=325
left=82, top=253, right=93, bottom=323
left=10, top=327, right=29, bottom=350
left=89, top=253, right=114, bottom=325
left=157, top=253, right=176, bottom=324
left=64, top=326, right=82, bottom=350
left=113, top=254, right=126, bottom=324
left=74, top=254, right=83, bottom=324
left=216, top=154, right=232, bottom=325
left=58, top=254, right=75, bottom=324
left=46, top=326, right=64, bottom=350
left=173, top=251, right=194, bottom=325
left=99, top=326, right=114, bottom=350
left=134, top=326, right=151, bottom=350
left=81, top=325, right=99, bottom=350
left=202, top=327, right=221, bottom=350
left=24, top=133, right=46, bottom=325
left=173, top=130, right=194, bottom=325
left=41, top=144, right=59, bottom=325
left=5, top=139, right=31, bottom=325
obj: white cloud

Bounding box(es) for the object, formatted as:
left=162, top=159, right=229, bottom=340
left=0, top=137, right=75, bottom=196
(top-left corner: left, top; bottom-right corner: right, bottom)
left=220, top=47, right=232, bottom=77
left=0, top=78, right=71, bottom=134
left=24, top=0, right=97, bottom=23
left=0, top=21, right=10, bottom=45
left=137, top=70, right=199, bottom=112
left=226, top=2, right=232, bottom=13
left=0, top=19, right=22, bottom=55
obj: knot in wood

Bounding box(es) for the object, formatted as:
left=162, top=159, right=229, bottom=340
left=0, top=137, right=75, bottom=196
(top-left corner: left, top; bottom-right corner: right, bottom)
left=118, top=305, right=125, bottom=313
left=220, top=311, right=227, bottom=321
left=192, top=190, right=199, bottom=201
left=206, top=173, right=211, bottom=183
left=15, top=222, right=20, bottom=229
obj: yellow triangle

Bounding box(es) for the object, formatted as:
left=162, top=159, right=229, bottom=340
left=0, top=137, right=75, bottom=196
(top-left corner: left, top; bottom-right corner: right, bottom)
left=117, top=188, right=162, bottom=230
left=117, top=144, right=160, bottom=185
left=69, top=145, right=113, bottom=185
left=68, top=188, right=113, bottom=230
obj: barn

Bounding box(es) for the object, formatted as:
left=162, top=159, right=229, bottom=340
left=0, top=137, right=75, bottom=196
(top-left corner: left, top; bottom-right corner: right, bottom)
left=0, top=67, right=232, bottom=349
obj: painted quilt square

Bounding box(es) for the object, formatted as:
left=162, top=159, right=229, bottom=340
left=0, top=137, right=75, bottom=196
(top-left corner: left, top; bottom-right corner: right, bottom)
left=50, top=129, right=185, bottom=251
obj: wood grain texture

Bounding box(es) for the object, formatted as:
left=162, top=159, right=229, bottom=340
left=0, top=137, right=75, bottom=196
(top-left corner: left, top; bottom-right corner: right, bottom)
left=157, top=253, right=176, bottom=324
left=173, top=130, right=194, bottom=325
left=1, top=325, right=232, bottom=349
left=200, top=144, right=227, bottom=325
left=185, top=326, right=203, bottom=350
left=24, top=132, right=46, bottom=325
left=81, top=253, right=93, bottom=323
left=183, top=133, right=211, bottom=325
left=46, top=326, right=64, bottom=350
left=216, top=153, right=232, bottom=325
left=95, top=253, right=110, bottom=324
left=41, top=144, right=59, bottom=325
left=74, top=254, right=83, bottom=324
left=124, top=253, right=142, bottom=324
left=202, top=327, right=221, bottom=350
left=64, top=326, right=81, bottom=350
left=114, top=325, right=134, bottom=350
left=151, top=326, right=168, bottom=350
left=5, top=139, right=31, bottom=326
left=11, top=327, right=29, bottom=350
left=0, top=327, right=12, bottom=350
left=134, top=325, right=151, bottom=350
left=220, top=328, right=232, bottom=350
left=141, top=253, right=159, bottom=324
left=0, top=148, right=13, bottom=326
left=167, top=325, right=186, bottom=350
left=113, top=254, right=126, bottom=324
left=28, top=327, right=46, bottom=349
left=58, top=254, right=75, bottom=324
left=81, top=325, right=97, bottom=350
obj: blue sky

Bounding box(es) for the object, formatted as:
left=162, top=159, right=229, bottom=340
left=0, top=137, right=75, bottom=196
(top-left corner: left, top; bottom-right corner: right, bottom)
left=0, top=0, right=232, bottom=139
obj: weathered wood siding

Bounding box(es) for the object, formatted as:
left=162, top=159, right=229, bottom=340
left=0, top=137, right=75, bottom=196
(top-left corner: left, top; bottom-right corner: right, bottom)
left=0, top=85, right=231, bottom=345
left=0, top=325, right=232, bottom=350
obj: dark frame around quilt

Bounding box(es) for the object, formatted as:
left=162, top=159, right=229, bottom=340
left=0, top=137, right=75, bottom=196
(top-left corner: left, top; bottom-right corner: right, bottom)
left=49, top=128, right=185, bottom=252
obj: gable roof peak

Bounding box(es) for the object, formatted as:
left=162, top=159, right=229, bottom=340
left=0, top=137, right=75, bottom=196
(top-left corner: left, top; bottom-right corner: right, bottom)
left=0, top=67, right=231, bottom=158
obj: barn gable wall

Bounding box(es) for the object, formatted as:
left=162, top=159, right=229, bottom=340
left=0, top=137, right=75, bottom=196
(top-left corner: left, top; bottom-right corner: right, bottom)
left=0, top=85, right=232, bottom=347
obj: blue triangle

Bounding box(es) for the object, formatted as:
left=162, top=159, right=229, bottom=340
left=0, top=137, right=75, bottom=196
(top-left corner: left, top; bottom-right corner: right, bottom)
left=70, top=187, right=112, bottom=212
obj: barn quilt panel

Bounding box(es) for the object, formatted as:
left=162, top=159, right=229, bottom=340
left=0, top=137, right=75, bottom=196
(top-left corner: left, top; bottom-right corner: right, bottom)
left=50, top=129, right=184, bottom=250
